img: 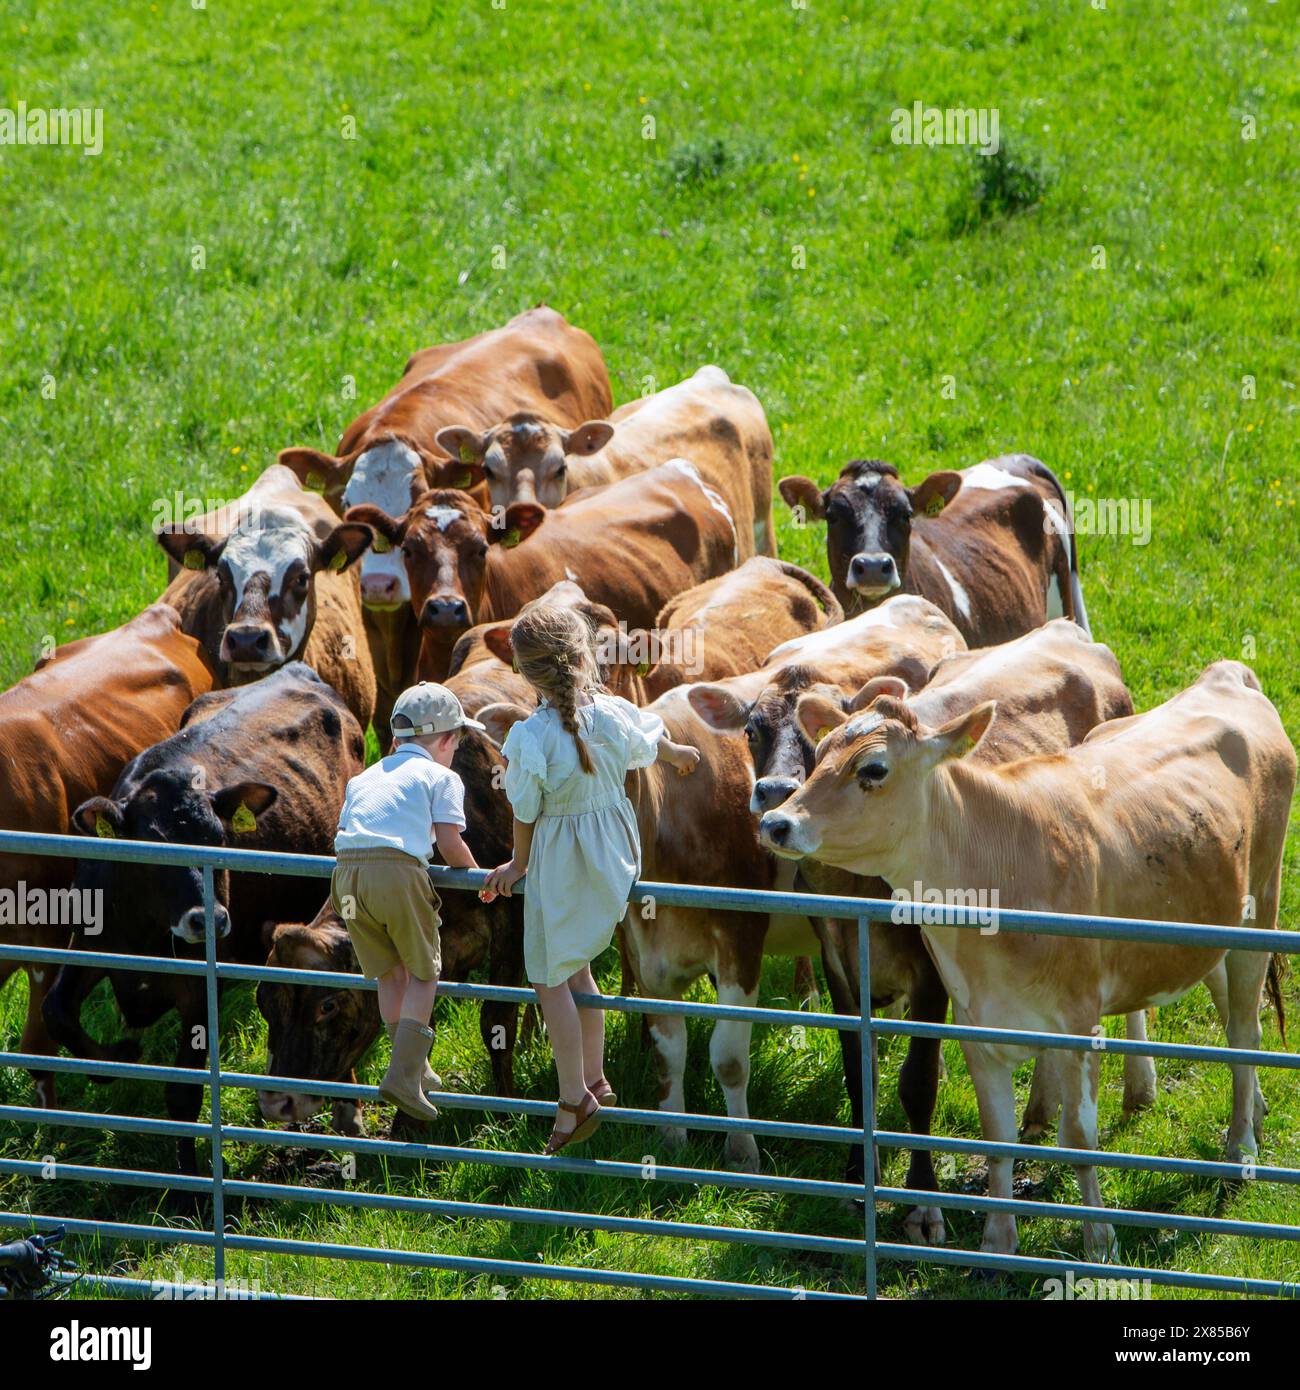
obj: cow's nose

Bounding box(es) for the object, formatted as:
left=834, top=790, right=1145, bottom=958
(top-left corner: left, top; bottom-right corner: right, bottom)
left=360, top=572, right=401, bottom=606
left=421, top=595, right=469, bottom=628
left=174, top=903, right=231, bottom=943
left=222, top=623, right=277, bottom=662
left=758, top=812, right=794, bottom=849
left=848, top=552, right=899, bottom=590
left=752, top=776, right=800, bottom=812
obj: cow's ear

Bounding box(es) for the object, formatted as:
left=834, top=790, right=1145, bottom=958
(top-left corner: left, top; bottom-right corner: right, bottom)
left=426, top=449, right=484, bottom=492
left=477, top=701, right=531, bottom=749
left=500, top=502, right=545, bottom=548
left=318, top=522, right=373, bottom=573
left=434, top=426, right=488, bottom=479
left=562, top=420, right=614, bottom=456
left=342, top=504, right=405, bottom=549
left=279, top=448, right=351, bottom=499
left=261, top=919, right=280, bottom=955
left=848, top=675, right=910, bottom=711
left=794, top=692, right=848, bottom=746
left=72, top=797, right=123, bottom=838
left=777, top=476, right=827, bottom=522
left=908, top=470, right=962, bottom=518
left=925, top=700, right=996, bottom=764
left=156, top=527, right=226, bottom=572
left=686, top=684, right=748, bottom=732
left=482, top=624, right=514, bottom=667
left=211, top=781, right=278, bottom=831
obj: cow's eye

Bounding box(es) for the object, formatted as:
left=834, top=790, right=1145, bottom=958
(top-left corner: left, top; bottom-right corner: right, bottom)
left=744, top=724, right=758, bottom=742
left=317, top=996, right=338, bottom=1019
left=293, top=571, right=310, bottom=591
left=858, top=760, right=889, bottom=786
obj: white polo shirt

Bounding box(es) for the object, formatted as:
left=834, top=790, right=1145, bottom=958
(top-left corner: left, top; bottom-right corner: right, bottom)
left=334, top=743, right=466, bottom=864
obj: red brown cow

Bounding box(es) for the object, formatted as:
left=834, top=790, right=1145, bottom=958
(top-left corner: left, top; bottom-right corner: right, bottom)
left=347, top=460, right=740, bottom=683
left=275, top=307, right=611, bottom=740
left=157, top=465, right=377, bottom=730
left=0, top=604, right=213, bottom=1105
left=779, top=454, right=1087, bottom=646
left=436, top=365, right=776, bottom=559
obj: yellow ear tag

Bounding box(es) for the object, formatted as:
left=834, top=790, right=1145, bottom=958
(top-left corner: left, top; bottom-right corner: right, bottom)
left=634, top=661, right=651, bottom=677
left=183, top=549, right=205, bottom=571
left=925, top=495, right=946, bottom=517
left=305, top=470, right=326, bottom=493
left=459, top=443, right=476, bottom=464
left=231, top=802, right=257, bottom=834
left=455, top=468, right=473, bottom=487
left=95, top=813, right=116, bottom=839
left=816, top=726, right=832, bottom=744
left=501, top=528, right=521, bottom=549
left=329, top=549, right=347, bottom=571
left=371, top=534, right=392, bottom=554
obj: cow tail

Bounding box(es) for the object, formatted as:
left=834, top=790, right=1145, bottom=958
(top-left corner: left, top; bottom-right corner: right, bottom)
left=1030, top=458, right=1091, bottom=637
left=1266, top=953, right=1288, bottom=1045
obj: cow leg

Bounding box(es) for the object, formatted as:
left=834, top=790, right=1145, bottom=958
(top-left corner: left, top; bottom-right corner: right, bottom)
left=961, top=1031, right=1019, bottom=1256
left=20, top=963, right=60, bottom=1109
left=898, top=964, right=947, bottom=1247
left=709, top=975, right=761, bottom=1172
left=812, top=917, right=865, bottom=1184
left=1020, top=1052, right=1060, bottom=1138
left=1057, top=1046, right=1116, bottom=1261
left=792, top=955, right=820, bottom=1009
left=171, top=980, right=210, bottom=1177
left=482, top=900, right=522, bottom=1096
left=1223, top=948, right=1270, bottom=1161
left=1121, top=1010, right=1158, bottom=1117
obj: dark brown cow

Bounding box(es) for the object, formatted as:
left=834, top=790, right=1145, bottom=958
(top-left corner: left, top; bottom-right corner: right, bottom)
left=42, top=663, right=364, bottom=1172
left=346, top=460, right=740, bottom=683
left=779, top=454, right=1087, bottom=646
left=436, top=365, right=776, bottom=559
left=157, top=465, right=377, bottom=730
left=0, top=604, right=213, bottom=1106
left=275, top=307, right=611, bottom=740
left=642, top=557, right=843, bottom=700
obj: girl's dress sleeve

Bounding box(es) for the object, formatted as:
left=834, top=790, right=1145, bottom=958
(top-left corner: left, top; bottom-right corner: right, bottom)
left=501, top=719, right=547, bottom=823
left=609, top=695, right=665, bottom=771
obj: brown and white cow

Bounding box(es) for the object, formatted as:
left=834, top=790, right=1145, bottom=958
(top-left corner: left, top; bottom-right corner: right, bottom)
left=641, top=557, right=843, bottom=700
left=346, top=459, right=740, bottom=683
left=436, top=365, right=777, bottom=559
left=778, top=454, right=1087, bottom=646
left=44, top=663, right=365, bottom=1172
left=157, top=465, right=377, bottom=730
left=276, top=306, right=611, bottom=739
left=0, top=604, right=213, bottom=1107
left=759, top=660, right=1295, bottom=1259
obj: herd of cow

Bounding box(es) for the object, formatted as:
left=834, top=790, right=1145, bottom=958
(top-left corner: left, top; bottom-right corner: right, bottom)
left=1, top=305, right=1293, bottom=1261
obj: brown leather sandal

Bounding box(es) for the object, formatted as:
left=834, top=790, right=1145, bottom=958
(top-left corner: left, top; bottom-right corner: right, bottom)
left=589, top=1075, right=618, bottom=1107
left=544, top=1095, right=602, bottom=1156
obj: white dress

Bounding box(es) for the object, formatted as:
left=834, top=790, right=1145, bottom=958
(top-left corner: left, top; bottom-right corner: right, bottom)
left=501, top=693, right=664, bottom=987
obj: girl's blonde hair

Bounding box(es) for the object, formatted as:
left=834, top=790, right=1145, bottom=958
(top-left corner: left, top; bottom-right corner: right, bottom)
left=511, top=604, right=601, bottom=774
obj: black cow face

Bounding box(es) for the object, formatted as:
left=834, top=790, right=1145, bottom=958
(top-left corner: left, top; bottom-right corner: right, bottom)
left=72, top=773, right=277, bottom=945
left=779, top=462, right=962, bottom=614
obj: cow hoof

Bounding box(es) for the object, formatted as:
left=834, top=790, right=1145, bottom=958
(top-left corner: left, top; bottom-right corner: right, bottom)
left=1121, top=1088, right=1157, bottom=1119
left=724, top=1134, right=761, bottom=1173
left=1019, top=1118, right=1047, bottom=1141
left=661, top=1125, right=689, bottom=1151
left=903, top=1205, right=946, bottom=1247
left=1085, top=1223, right=1119, bottom=1264
left=1224, top=1135, right=1259, bottom=1168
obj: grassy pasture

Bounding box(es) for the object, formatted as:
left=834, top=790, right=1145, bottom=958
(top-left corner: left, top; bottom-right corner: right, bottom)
left=1, top=0, right=1298, bottom=1298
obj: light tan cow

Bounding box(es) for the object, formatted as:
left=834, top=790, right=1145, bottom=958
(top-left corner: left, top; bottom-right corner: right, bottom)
left=436, top=365, right=777, bottom=559
left=759, top=660, right=1295, bottom=1259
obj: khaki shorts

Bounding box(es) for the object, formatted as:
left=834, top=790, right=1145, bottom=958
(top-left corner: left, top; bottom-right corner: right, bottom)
left=330, top=848, right=442, bottom=981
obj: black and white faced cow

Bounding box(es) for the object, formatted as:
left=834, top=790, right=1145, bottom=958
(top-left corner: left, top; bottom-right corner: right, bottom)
left=779, top=454, right=1087, bottom=647
left=43, top=663, right=365, bottom=1173
left=155, top=466, right=372, bottom=682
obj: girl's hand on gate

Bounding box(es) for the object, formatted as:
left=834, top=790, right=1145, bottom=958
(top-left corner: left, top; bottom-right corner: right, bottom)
left=480, top=858, right=524, bottom=902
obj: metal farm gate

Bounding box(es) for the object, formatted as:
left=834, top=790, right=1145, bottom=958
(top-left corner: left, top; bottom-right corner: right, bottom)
left=1, top=830, right=1297, bottom=1299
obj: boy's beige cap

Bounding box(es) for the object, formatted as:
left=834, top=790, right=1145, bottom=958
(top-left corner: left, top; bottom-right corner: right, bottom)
left=391, top=682, right=486, bottom=737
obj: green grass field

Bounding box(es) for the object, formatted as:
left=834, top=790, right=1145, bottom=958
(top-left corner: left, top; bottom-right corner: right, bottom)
left=2, top=0, right=1298, bottom=1299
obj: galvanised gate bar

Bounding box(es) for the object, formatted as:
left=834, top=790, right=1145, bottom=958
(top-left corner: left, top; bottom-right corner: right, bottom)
left=1, top=829, right=1297, bottom=1300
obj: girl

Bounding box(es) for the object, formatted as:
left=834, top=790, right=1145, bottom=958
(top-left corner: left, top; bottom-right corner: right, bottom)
left=480, top=604, right=699, bottom=1154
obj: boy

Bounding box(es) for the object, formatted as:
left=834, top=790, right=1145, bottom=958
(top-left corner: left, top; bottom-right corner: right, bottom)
left=331, top=683, right=483, bottom=1121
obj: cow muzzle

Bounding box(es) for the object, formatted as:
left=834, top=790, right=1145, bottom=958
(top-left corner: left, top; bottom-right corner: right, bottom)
left=758, top=810, right=817, bottom=859
left=751, top=775, right=801, bottom=814
left=359, top=571, right=406, bottom=610
left=420, top=595, right=470, bottom=629
left=221, top=621, right=283, bottom=670
left=173, top=903, right=232, bottom=944
left=847, top=552, right=900, bottom=595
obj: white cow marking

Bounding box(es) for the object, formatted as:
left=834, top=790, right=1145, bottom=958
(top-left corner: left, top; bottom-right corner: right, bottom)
left=424, top=507, right=463, bottom=531
left=223, top=508, right=315, bottom=658
left=959, top=462, right=1033, bottom=494
left=344, top=440, right=423, bottom=596
left=663, top=457, right=738, bottom=564
left=933, top=556, right=972, bottom=621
